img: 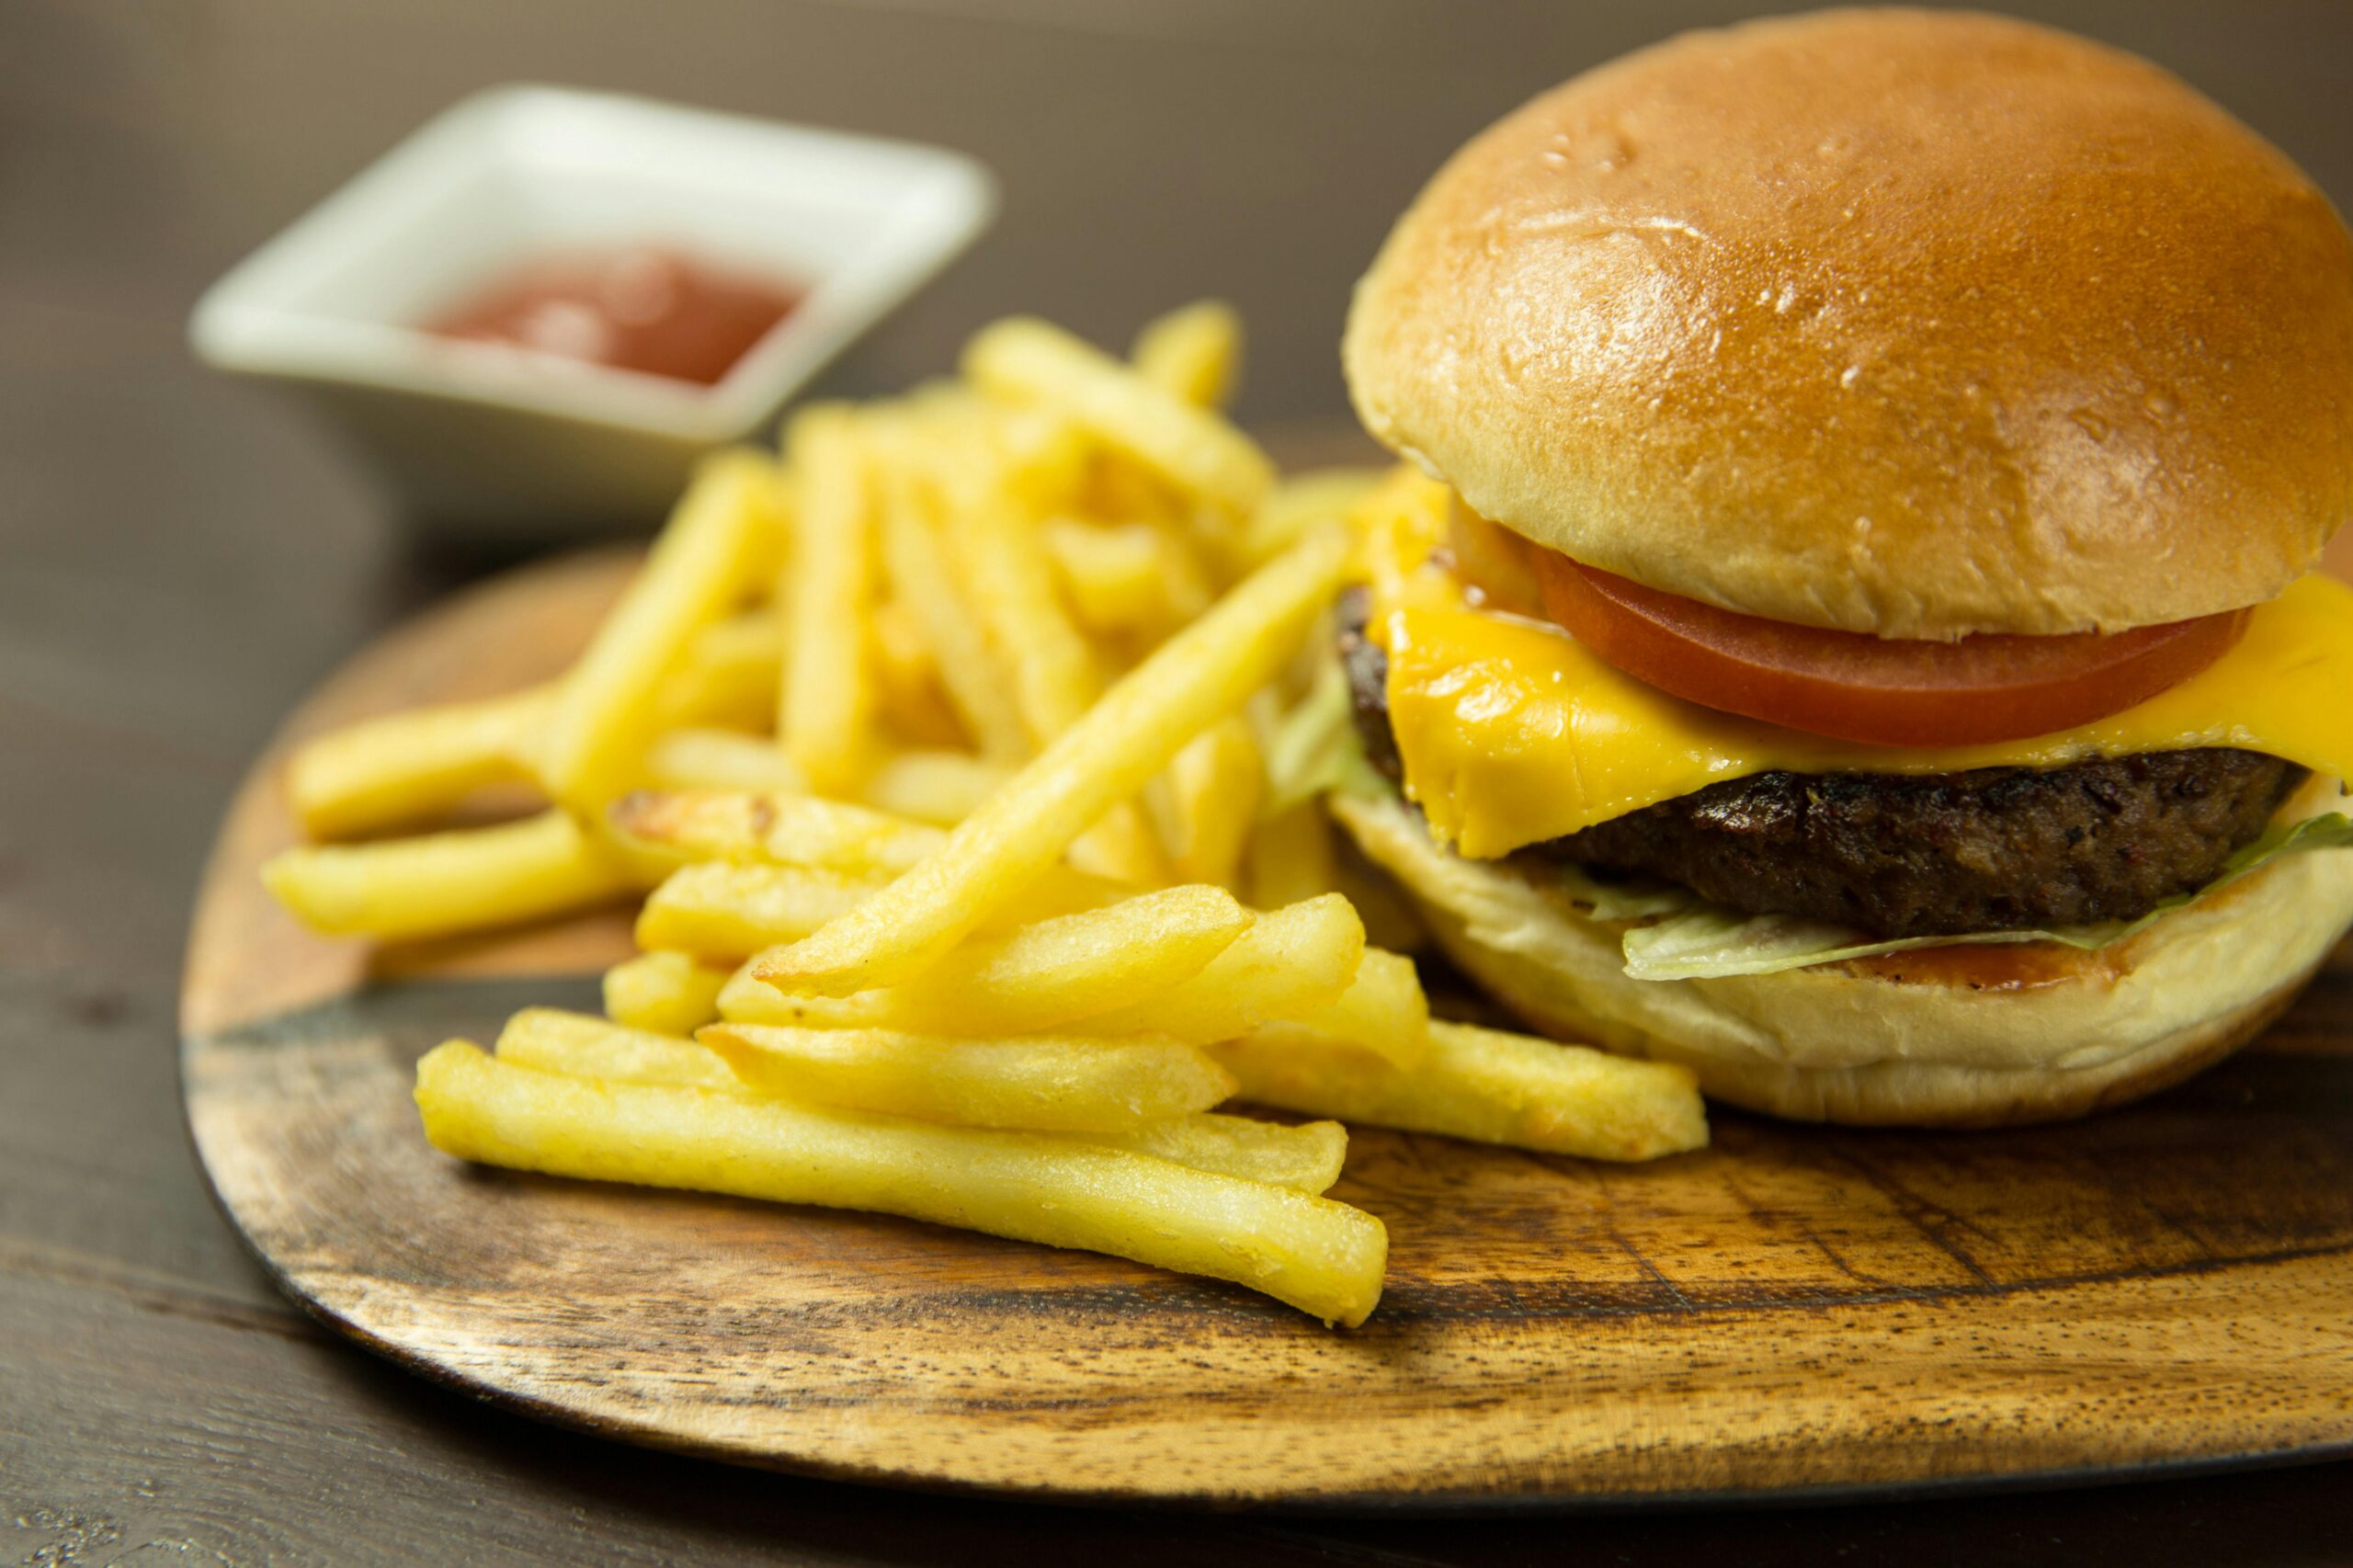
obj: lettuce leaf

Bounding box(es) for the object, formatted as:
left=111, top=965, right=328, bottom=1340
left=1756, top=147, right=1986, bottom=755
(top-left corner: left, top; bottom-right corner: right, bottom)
left=1262, top=653, right=1389, bottom=814
left=1620, top=811, right=2353, bottom=982
left=1557, top=864, right=1693, bottom=922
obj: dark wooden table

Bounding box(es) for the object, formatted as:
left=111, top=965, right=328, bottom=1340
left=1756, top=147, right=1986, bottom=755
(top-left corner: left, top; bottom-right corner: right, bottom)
left=7, top=2, right=2352, bottom=1561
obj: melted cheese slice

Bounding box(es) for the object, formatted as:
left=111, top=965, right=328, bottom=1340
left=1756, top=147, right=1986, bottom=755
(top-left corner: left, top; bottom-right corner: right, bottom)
left=1357, top=472, right=2353, bottom=860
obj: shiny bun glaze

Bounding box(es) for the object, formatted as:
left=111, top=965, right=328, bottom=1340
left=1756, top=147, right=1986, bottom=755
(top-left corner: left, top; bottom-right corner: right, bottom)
left=1344, top=8, right=2353, bottom=639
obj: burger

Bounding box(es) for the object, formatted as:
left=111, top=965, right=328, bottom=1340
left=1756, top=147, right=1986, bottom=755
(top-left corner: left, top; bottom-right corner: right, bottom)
left=1330, top=8, right=2353, bottom=1125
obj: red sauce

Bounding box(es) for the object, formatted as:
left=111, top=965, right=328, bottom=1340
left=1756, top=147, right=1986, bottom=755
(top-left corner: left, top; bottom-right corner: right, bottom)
left=423, top=248, right=801, bottom=386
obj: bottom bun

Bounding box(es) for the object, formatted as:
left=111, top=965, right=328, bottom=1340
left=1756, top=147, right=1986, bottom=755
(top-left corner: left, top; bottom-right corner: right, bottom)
left=1331, top=777, right=2353, bottom=1127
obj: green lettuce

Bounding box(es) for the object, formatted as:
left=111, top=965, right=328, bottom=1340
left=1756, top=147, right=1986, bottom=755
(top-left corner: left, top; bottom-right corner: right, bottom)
left=1261, top=654, right=1389, bottom=814
left=1620, top=811, right=2353, bottom=982
left=1557, top=864, right=1693, bottom=922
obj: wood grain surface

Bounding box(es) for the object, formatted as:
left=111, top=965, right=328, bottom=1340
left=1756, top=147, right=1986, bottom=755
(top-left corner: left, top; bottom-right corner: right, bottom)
left=180, top=551, right=2353, bottom=1506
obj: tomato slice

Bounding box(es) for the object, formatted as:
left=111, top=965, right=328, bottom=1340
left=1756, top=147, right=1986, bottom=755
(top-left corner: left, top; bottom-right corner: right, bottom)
left=1521, top=549, right=2248, bottom=747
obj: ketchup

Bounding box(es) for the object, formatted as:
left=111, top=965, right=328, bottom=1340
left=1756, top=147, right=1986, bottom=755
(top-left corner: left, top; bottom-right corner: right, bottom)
left=424, top=248, right=801, bottom=386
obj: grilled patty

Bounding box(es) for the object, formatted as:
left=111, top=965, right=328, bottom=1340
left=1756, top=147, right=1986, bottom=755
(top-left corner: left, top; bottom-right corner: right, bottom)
left=1338, top=591, right=2302, bottom=938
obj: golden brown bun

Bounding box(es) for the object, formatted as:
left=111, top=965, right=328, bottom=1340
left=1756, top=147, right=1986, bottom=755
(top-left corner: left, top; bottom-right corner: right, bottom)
left=1344, top=9, right=2353, bottom=639
left=1331, top=778, right=2353, bottom=1125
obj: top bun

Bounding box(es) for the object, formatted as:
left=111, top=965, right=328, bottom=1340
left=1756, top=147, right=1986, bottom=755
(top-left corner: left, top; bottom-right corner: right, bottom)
left=1344, top=8, right=2353, bottom=639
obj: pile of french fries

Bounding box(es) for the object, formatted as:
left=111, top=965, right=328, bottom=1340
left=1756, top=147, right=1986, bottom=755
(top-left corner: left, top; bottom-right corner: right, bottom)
left=267, top=304, right=1708, bottom=1326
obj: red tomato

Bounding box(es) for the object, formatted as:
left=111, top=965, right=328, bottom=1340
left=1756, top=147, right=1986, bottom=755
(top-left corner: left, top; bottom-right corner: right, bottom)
left=1522, top=550, right=2247, bottom=747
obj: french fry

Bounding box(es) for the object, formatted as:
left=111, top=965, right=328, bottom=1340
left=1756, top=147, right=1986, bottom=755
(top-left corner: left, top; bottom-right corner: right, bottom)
left=986, top=402, right=1093, bottom=514
left=501, top=1006, right=734, bottom=1086
left=1252, top=947, right=1428, bottom=1069
left=876, top=445, right=1029, bottom=763
left=861, top=749, right=1009, bottom=825
left=495, top=1010, right=1345, bottom=1194
left=952, top=491, right=1165, bottom=885
left=1212, top=1019, right=1709, bottom=1163
left=601, top=951, right=731, bottom=1037
left=263, top=809, right=635, bottom=941
left=282, top=607, right=773, bottom=838
left=963, top=317, right=1274, bottom=518
left=870, top=597, right=968, bottom=747
left=961, top=495, right=1104, bottom=743
left=1041, top=517, right=1212, bottom=641
left=640, top=728, right=808, bottom=793
left=753, top=525, right=1353, bottom=995
left=719, top=885, right=1252, bottom=1035
left=662, top=608, right=784, bottom=732
left=1082, top=892, right=1364, bottom=1044
left=1239, top=467, right=1386, bottom=567
left=636, top=861, right=887, bottom=960
left=418, top=1040, right=1386, bottom=1324
left=540, top=452, right=779, bottom=808
left=778, top=406, right=879, bottom=795
left=286, top=687, right=550, bottom=840
left=1103, top=1113, right=1346, bottom=1196
left=654, top=858, right=1128, bottom=963
left=702, top=1023, right=1237, bottom=1133
left=1154, top=716, right=1261, bottom=890
left=1131, top=300, right=1242, bottom=410
left=1244, top=801, right=1340, bottom=911
left=609, top=790, right=946, bottom=874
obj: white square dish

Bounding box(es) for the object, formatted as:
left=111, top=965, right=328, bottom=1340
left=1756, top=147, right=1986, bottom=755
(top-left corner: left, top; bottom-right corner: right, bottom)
left=190, top=85, right=995, bottom=540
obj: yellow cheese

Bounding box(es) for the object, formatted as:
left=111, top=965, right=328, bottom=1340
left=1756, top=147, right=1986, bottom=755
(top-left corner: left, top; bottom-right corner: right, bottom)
left=1355, top=471, right=2353, bottom=859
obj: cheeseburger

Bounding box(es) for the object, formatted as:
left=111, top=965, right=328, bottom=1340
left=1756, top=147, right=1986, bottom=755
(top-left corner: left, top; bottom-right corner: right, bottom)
left=1331, top=9, right=2353, bottom=1124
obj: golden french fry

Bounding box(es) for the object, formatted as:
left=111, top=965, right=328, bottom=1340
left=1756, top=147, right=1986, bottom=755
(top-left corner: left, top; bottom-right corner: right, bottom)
left=1254, top=947, right=1428, bottom=1069
left=876, top=445, right=1029, bottom=763
left=494, top=1010, right=1343, bottom=1193
left=778, top=406, right=879, bottom=795
left=1041, top=517, right=1213, bottom=642
left=540, top=452, right=779, bottom=808
left=861, top=749, right=1010, bottom=825
left=655, top=857, right=1126, bottom=963
left=636, top=861, right=887, bottom=960
left=723, top=885, right=1252, bottom=1034
left=754, top=525, right=1353, bottom=995
left=1102, top=1113, right=1346, bottom=1196
left=869, top=597, right=968, bottom=748
left=601, top=951, right=731, bottom=1037
left=1244, top=801, right=1340, bottom=911
left=963, top=317, right=1273, bottom=517
left=716, top=960, right=853, bottom=1026
left=1155, top=716, right=1261, bottom=890
left=1082, top=892, right=1364, bottom=1044
left=659, top=608, right=784, bottom=732
left=952, top=491, right=1165, bottom=885
left=1131, top=300, right=1242, bottom=410
left=640, top=728, right=808, bottom=793
left=961, top=495, right=1104, bottom=743
left=1240, top=467, right=1386, bottom=567
left=1213, top=1019, right=1709, bottom=1163
left=262, top=810, right=634, bottom=941
left=281, top=608, right=773, bottom=838
left=285, top=687, right=550, bottom=840
left=500, top=1006, right=735, bottom=1085
left=701, top=1023, right=1237, bottom=1132
left=609, top=790, right=946, bottom=873
left=987, top=403, right=1093, bottom=513
left=417, top=1040, right=1385, bottom=1324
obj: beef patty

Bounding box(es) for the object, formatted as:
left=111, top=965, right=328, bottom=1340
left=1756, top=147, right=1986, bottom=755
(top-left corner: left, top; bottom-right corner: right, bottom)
left=1338, top=592, right=2303, bottom=939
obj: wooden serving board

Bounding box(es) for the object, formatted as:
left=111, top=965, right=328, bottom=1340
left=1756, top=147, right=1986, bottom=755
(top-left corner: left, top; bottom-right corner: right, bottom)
left=181, top=549, right=2353, bottom=1508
